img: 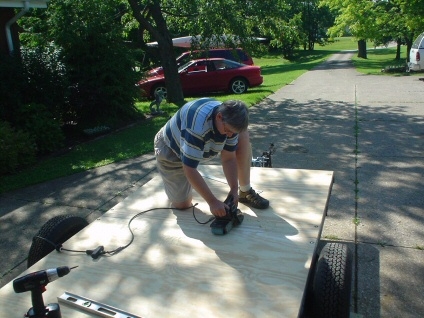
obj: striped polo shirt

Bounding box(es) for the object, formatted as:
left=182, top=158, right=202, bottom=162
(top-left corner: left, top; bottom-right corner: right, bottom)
left=163, top=97, right=238, bottom=168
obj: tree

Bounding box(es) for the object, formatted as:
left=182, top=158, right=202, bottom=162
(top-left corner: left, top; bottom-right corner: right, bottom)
left=126, top=0, right=294, bottom=104
left=393, top=0, right=424, bottom=61
left=287, top=0, right=335, bottom=51
left=127, top=0, right=184, bottom=105
left=19, top=0, right=141, bottom=127
left=321, top=0, right=424, bottom=61
left=320, top=0, right=380, bottom=58
left=397, top=0, right=424, bottom=34
left=373, top=1, right=412, bottom=61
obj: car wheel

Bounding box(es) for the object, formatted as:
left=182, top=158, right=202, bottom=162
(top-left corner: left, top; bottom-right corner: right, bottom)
left=27, top=215, right=88, bottom=268
left=152, top=85, right=167, bottom=99
left=230, top=78, right=248, bottom=94
left=311, top=242, right=353, bottom=318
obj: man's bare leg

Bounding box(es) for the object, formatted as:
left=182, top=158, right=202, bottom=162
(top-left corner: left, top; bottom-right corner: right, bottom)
left=172, top=196, right=193, bottom=210
left=236, top=130, right=269, bottom=209
left=236, top=130, right=252, bottom=191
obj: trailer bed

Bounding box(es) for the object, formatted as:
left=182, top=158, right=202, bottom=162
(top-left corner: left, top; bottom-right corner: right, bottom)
left=0, top=166, right=334, bottom=317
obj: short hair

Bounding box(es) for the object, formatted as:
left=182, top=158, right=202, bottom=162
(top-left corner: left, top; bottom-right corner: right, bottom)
left=217, top=100, right=249, bottom=133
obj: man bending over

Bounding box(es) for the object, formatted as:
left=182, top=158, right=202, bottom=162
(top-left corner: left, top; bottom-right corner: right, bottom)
left=154, top=97, right=269, bottom=217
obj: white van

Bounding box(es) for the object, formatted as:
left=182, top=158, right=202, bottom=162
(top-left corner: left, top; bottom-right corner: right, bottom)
left=408, top=32, right=424, bottom=72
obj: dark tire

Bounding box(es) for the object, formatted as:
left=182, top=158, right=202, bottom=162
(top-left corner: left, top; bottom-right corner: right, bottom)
left=27, top=215, right=88, bottom=268
left=312, top=242, right=353, bottom=318
left=152, top=84, right=167, bottom=99
left=229, top=77, right=248, bottom=94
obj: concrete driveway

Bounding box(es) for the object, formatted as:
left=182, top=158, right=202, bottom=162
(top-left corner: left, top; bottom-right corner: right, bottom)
left=248, top=51, right=424, bottom=317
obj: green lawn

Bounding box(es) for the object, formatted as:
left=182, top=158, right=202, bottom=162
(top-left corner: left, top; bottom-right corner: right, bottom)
left=3, top=37, right=393, bottom=194
left=352, top=44, right=409, bottom=75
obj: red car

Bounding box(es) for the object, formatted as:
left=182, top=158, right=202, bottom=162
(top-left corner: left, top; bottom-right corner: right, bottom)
left=138, top=58, right=263, bottom=99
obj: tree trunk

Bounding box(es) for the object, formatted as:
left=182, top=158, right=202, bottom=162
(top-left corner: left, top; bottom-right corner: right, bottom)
left=357, top=39, right=367, bottom=59
left=406, top=43, right=411, bottom=63
left=148, top=3, right=184, bottom=106
left=395, top=38, right=401, bottom=60
left=405, top=33, right=414, bottom=63
left=127, top=0, right=185, bottom=106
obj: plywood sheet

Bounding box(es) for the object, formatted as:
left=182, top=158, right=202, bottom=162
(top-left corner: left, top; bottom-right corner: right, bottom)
left=0, top=166, right=333, bottom=318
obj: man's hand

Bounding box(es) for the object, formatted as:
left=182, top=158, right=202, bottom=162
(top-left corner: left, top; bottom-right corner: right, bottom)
left=183, top=165, right=228, bottom=217
left=209, top=198, right=228, bottom=218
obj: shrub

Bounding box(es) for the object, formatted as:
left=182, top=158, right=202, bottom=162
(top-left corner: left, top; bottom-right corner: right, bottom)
left=16, top=103, right=64, bottom=155
left=20, top=44, right=69, bottom=120
left=50, top=0, right=141, bottom=128
left=0, top=121, right=36, bottom=175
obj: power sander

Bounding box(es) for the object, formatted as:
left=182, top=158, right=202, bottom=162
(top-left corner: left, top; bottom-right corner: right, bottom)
left=210, top=194, right=244, bottom=235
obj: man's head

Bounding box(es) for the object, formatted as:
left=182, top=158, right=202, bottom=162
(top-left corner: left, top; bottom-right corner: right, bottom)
left=216, top=100, right=249, bottom=135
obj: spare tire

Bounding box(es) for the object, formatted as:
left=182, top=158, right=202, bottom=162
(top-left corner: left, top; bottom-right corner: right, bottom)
left=312, top=242, right=353, bottom=318
left=27, top=215, right=88, bottom=268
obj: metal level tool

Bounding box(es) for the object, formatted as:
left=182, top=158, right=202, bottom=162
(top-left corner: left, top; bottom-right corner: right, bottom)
left=58, top=291, right=141, bottom=318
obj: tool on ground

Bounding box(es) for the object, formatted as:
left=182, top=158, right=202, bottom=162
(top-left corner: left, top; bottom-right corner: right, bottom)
left=13, top=265, right=77, bottom=318
left=58, top=291, right=141, bottom=318
left=251, top=143, right=275, bottom=167
left=210, top=194, right=244, bottom=235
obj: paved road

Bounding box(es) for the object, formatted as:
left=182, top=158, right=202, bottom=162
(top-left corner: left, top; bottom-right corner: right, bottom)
left=1, top=51, right=424, bottom=317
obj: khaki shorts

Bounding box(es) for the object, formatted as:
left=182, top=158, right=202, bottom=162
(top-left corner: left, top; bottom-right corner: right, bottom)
left=154, top=128, right=192, bottom=203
